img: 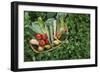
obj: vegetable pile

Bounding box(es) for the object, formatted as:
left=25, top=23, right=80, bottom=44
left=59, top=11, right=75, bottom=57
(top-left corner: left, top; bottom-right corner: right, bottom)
left=29, top=13, right=68, bottom=53
left=24, top=11, right=90, bottom=61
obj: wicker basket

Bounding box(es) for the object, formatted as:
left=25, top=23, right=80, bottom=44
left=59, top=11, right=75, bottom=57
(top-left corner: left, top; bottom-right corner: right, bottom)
left=29, top=34, right=68, bottom=53
left=30, top=43, right=62, bottom=53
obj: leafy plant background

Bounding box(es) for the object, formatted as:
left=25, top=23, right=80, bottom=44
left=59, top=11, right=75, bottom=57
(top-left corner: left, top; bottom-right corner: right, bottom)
left=24, top=11, right=90, bottom=62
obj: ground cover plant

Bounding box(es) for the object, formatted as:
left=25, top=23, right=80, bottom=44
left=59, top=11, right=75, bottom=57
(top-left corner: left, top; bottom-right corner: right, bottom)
left=24, top=11, right=90, bottom=62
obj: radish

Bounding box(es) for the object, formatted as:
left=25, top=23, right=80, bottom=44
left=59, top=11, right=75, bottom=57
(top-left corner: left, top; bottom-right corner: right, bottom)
left=44, top=39, right=49, bottom=44
left=39, top=40, right=46, bottom=46
left=41, top=33, right=48, bottom=40
left=35, top=34, right=42, bottom=40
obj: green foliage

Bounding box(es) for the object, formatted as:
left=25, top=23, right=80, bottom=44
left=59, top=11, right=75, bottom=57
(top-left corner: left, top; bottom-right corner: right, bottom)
left=24, top=11, right=90, bottom=62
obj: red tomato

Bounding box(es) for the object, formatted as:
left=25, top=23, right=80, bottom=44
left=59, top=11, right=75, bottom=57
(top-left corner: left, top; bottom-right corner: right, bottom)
left=41, top=33, right=48, bottom=40
left=39, top=40, right=45, bottom=46
left=35, top=34, right=42, bottom=40
left=44, top=39, right=49, bottom=44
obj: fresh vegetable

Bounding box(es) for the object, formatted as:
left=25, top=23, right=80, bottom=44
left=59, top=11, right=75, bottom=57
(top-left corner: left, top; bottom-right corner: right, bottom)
left=53, top=40, right=61, bottom=45
left=35, top=34, right=42, bottom=40
left=53, top=20, right=57, bottom=39
left=56, top=13, right=68, bottom=33
left=31, top=16, right=48, bottom=34
left=29, top=39, right=39, bottom=45
left=44, top=39, right=49, bottom=44
left=45, top=18, right=55, bottom=45
left=41, top=33, right=48, bottom=40
left=37, top=17, right=46, bottom=33
left=31, top=22, right=44, bottom=34
left=38, top=46, right=44, bottom=51
left=39, top=40, right=46, bottom=46
left=44, top=45, right=51, bottom=49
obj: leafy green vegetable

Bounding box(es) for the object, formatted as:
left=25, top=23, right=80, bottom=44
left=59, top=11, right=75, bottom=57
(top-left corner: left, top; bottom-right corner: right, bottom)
left=45, top=18, right=55, bottom=44
left=56, top=13, right=67, bottom=33
left=31, top=22, right=44, bottom=34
